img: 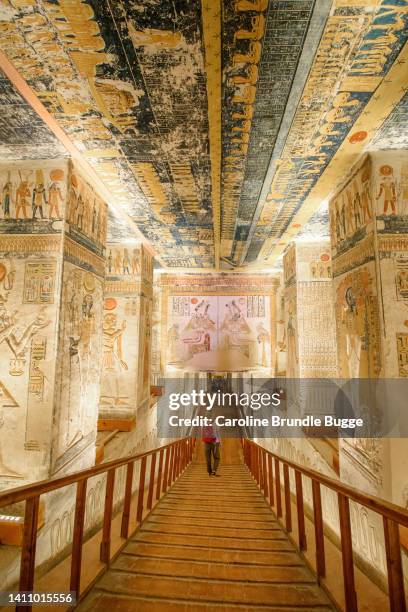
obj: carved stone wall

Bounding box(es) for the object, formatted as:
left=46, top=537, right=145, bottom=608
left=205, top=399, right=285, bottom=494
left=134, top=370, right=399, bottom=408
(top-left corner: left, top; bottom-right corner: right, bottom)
left=158, top=273, right=278, bottom=373
left=137, top=246, right=153, bottom=407
left=283, top=241, right=338, bottom=378
left=0, top=159, right=107, bottom=486
left=329, top=151, right=408, bottom=505
left=99, top=243, right=153, bottom=425
left=274, top=273, right=286, bottom=376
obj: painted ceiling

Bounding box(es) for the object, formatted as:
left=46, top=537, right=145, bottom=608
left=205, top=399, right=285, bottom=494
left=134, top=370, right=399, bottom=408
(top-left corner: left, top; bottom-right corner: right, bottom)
left=0, top=0, right=407, bottom=269
left=0, top=71, right=67, bottom=160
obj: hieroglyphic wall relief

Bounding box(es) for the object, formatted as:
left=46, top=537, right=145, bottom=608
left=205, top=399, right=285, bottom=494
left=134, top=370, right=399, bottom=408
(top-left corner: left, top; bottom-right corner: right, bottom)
left=330, top=156, right=383, bottom=495
left=275, top=274, right=286, bottom=376
left=166, top=295, right=271, bottom=371
left=283, top=245, right=299, bottom=378
left=370, top=152, right=408, bottom=380
left=52, top=261, right=104, bottom=474
left=0, top=164, right=66, bottom=223
left=138, top=246, right=153, bottom=406
left=100, top=243, right=153, bottom=417
left=49, top=164, right=107, bottom=474
left=330, top=151, right=408, bottom=380
left=296, top=242, right=338, bottom=379
left=0, top=160, right=69, bottom=487
left=330, top=157, right=374, bottom=259
left=66, top=163, right=107, bottom=258
left=151, top=278, right=163, bottom=384
left=329, top=151, right=408, bottom=505
left=283, top=241, right=338, bottom=378
left=99, top=242, right=142, bottom=422
left=0, top=254, right=57, bottom=482
left=159, top=273, right=277, bottom=373
left=334, top=266, right=381, bottom=379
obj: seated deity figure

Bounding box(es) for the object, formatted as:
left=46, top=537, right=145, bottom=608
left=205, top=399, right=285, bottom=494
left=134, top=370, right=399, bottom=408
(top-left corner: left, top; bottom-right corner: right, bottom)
left=181, top=301, right=215, bottom=360
left=220, top=300, right=255, bottom=361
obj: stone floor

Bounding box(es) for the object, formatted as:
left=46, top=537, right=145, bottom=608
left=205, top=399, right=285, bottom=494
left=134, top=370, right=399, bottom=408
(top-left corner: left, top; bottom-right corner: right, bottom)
left=78, top=440, right=334, bottom=611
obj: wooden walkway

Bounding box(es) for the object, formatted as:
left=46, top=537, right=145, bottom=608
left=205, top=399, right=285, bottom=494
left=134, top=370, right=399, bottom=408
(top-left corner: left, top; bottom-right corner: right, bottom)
left=78, top=440, right=334, bottom=611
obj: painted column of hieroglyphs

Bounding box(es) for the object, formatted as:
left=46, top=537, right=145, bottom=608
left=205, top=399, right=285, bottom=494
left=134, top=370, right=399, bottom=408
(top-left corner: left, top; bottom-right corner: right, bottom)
left=98, top=242, right=145, bottom=431
left=329, top=151, right=408, bottom=580
left=51, top=162, right=107, bottom=475
left=275, top=273, right=287, bottom=376
left=0, top=159, right=107, bottom=488
left=295, top=241, right=338, bottom=379
left=283, top=245, right=299, bottom=378
left=151, top=273, right=163, bottom=384
left=137, top=246, right=154, bottom=408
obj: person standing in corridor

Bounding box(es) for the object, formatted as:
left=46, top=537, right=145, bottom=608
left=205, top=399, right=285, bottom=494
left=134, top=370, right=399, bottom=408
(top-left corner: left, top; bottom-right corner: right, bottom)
left=202, top=422, right=221, bottom=476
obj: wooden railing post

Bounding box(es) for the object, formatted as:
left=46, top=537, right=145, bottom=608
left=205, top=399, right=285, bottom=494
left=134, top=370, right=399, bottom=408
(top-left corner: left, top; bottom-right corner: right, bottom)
left=283, top=463, right=292, bottom=533
left=338, top=493, right=357, bottom=612
left=100, top=468, right=115, bottom=564
left=179, top=440, right=186, bottom=474
left=250, top=444, right=255, bottom=478
left=70, top=479, right=87, bottom=598
left=383, top=516, right=406, bottom=612
left=173, top=441, right=180, bottom=480
left=147, top=452, right=157, bottom=510
left=259, top=447, right=263, bottom=488
left=274, top=457, right=282, bottom=518
left=136, top=455, right=147, bottom=523
left=262, top=450, right=268, bottom=498
left=18, top=495, right=40, bottom=611
left=167, top=444, right=174, bottom=488
left=121, top=462, right=134, bottom=539
left=242, top=439, right=246, bottom=465
left=312, top=479, right=326, bottom=579
left=295, top=470, right=306, bottom=551
left=162, top=446, right=170, bottom=493
left=156, top=448, right=164, bottom=500
left=267, top=453, right=274, bottom=506
left=171, top=442, right=179, bottom=482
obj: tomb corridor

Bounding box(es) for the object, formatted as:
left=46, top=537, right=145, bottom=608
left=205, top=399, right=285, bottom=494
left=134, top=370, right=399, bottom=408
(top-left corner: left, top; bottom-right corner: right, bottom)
left=0, top=0, right=407, bottom=609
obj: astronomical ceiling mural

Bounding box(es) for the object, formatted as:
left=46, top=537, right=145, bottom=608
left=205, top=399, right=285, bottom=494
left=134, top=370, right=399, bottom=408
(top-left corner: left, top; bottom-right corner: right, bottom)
left=0, top=0, right=407, bottom=269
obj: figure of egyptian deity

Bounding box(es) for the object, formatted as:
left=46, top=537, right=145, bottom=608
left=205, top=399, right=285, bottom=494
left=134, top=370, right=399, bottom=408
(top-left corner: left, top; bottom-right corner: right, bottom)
left=48, top=181, right=63, bottom=218
left=1, top=174, right=12, bottom=219
left=377, top=165, right=397, bottom=215
left=15, top=179, right=31, bottom=220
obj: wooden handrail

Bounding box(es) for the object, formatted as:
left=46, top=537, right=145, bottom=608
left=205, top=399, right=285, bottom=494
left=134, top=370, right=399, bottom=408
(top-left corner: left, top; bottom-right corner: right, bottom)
left=243, top=440, right=408, bottom=527
left=0, top=437, right=194, bottom=612
left=243, top=439, right=407, bottom=612
left=0, top=438, right=189, bottom=508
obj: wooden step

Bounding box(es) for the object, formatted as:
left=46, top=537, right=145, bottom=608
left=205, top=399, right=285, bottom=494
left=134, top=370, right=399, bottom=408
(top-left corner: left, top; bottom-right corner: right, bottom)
left=147, top=514, right=278, bottom=528
left=94, top=571, right=332, bottom=607
left=79, top=592, right=334, bottom=612
left=111, top=554, right=316, bottom=583
left=152, top=507, right=275, bottom=520
left=131, top=530, right=295, bottom=551
left=123, top=541, right=304, bottom=566
left=78, top=443, right=334, bottom=611
left=139, top=522, right=286, bottom=539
